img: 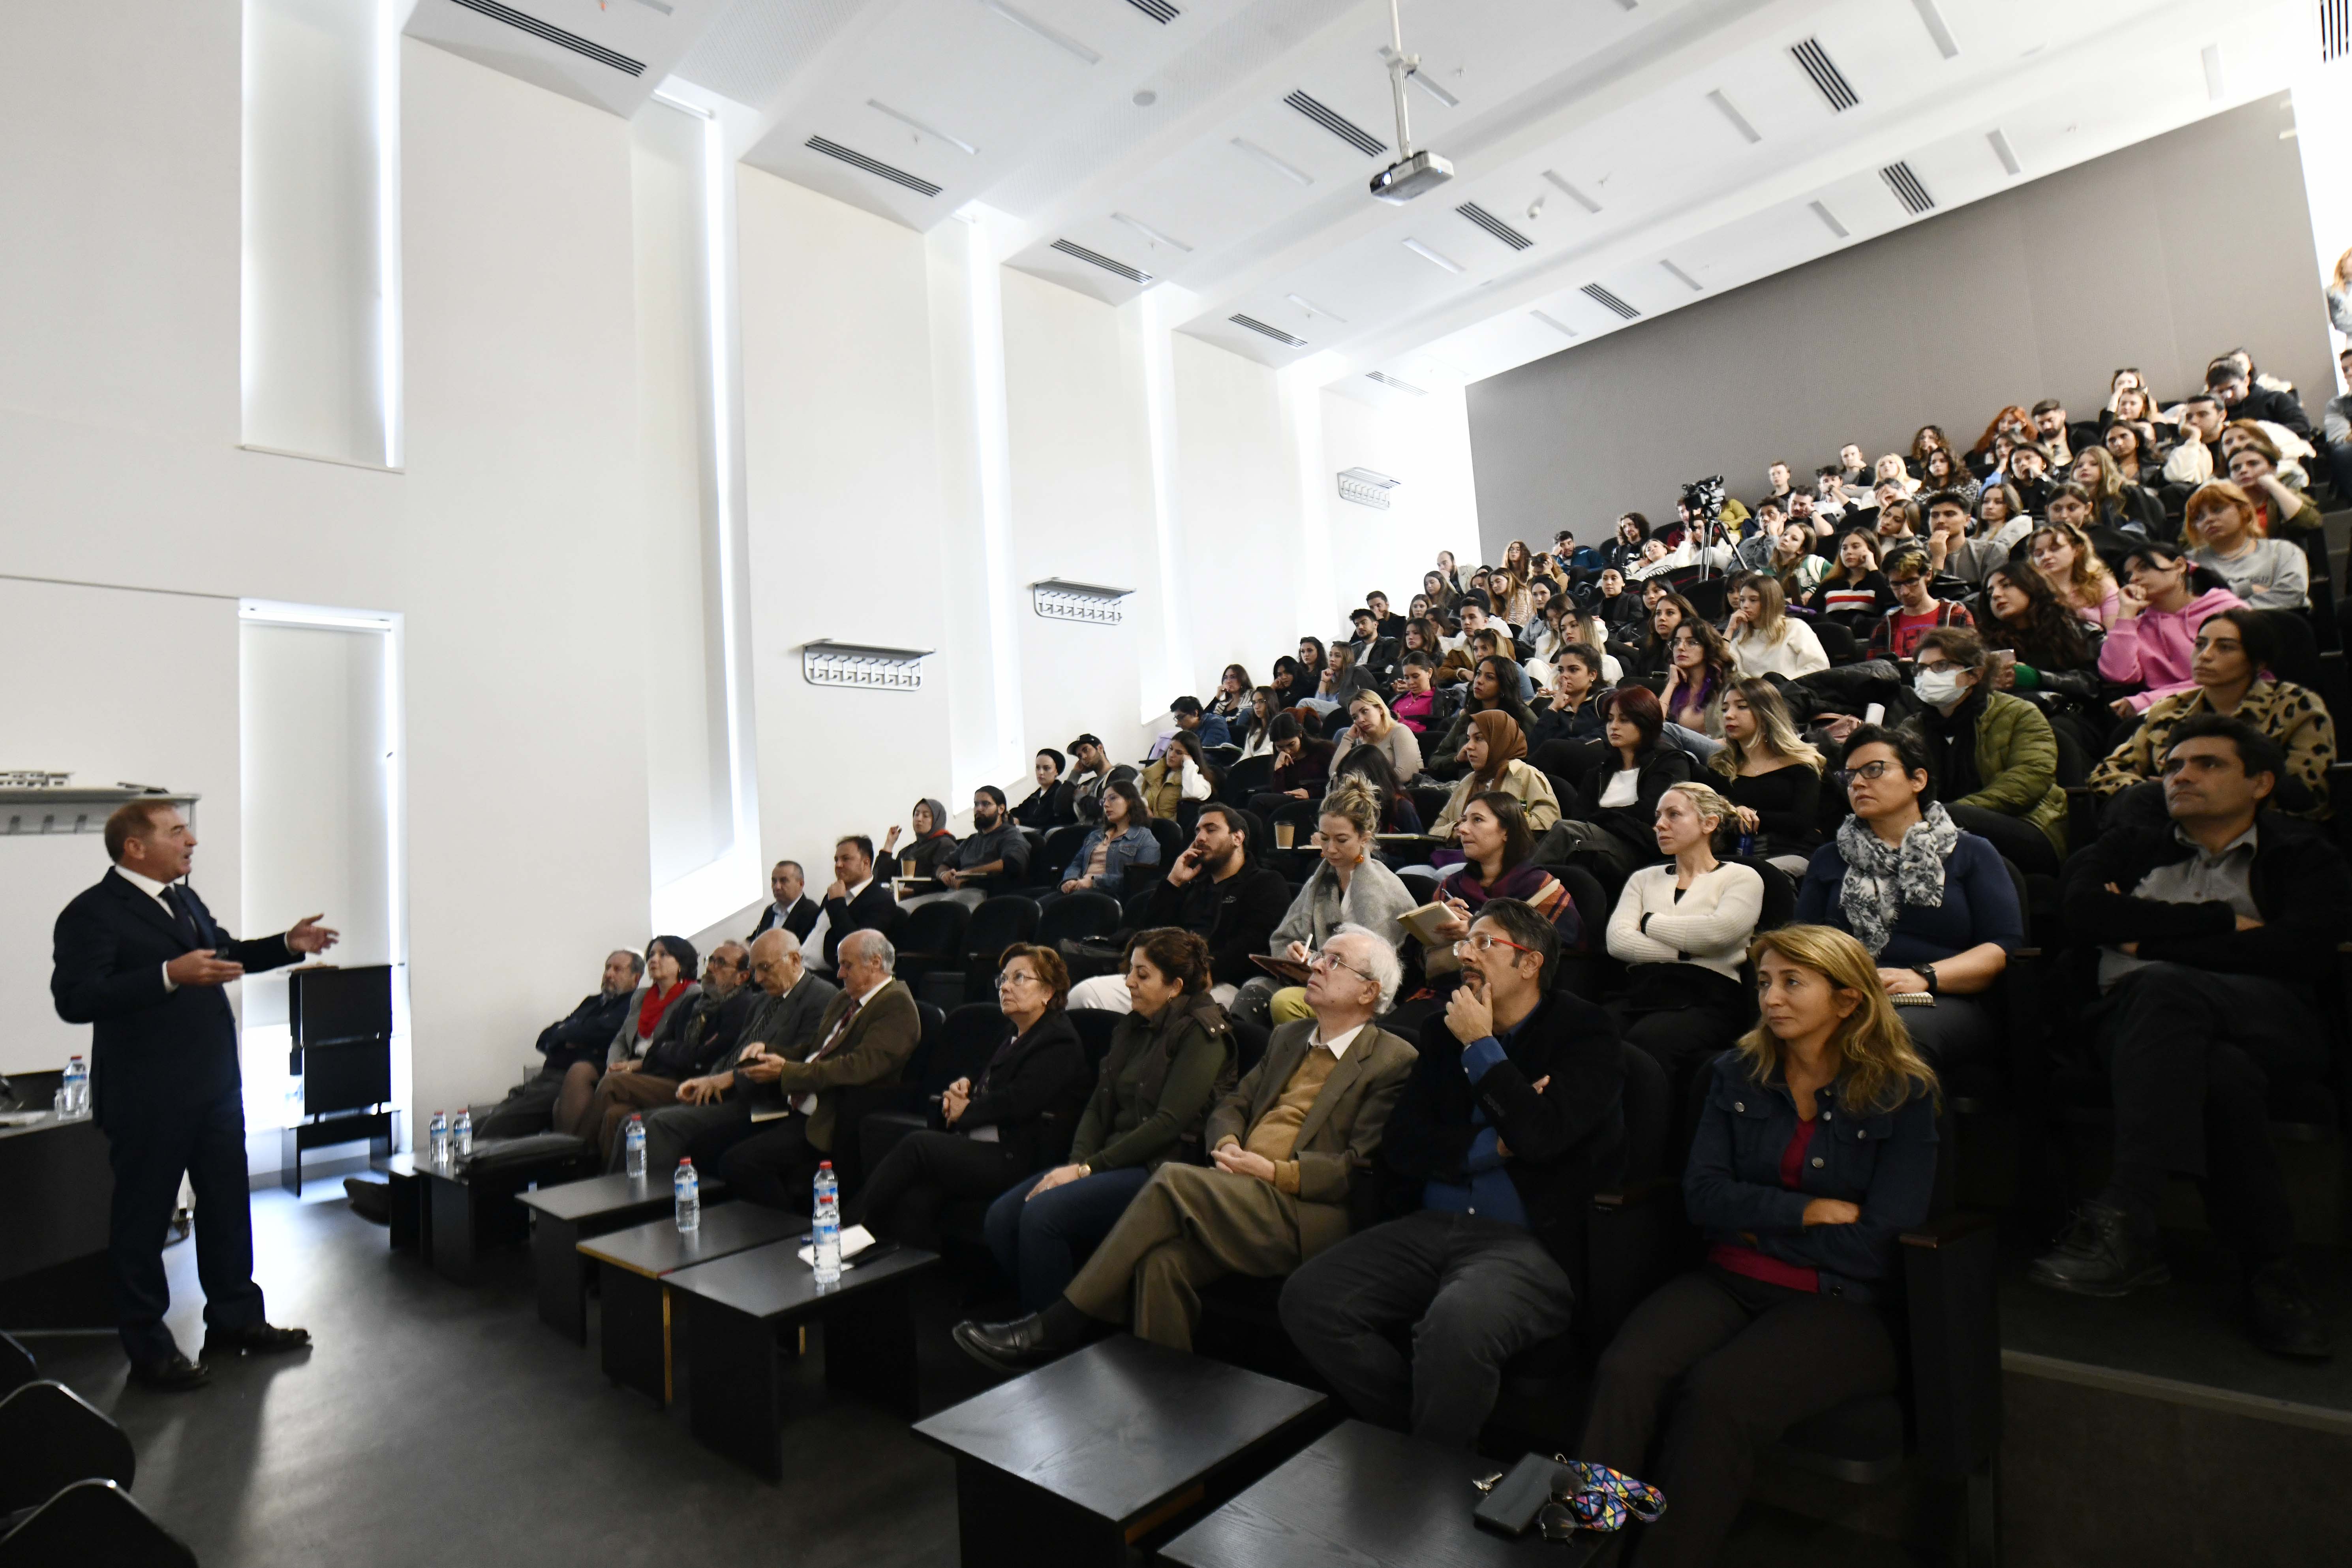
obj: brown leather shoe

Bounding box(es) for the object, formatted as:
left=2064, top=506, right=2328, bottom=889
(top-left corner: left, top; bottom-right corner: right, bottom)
left=128, top=1352, right=210, bottom=1391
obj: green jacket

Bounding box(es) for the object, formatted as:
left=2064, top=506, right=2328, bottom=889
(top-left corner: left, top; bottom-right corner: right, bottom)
left=1919, top=688, right=2067, bottom=855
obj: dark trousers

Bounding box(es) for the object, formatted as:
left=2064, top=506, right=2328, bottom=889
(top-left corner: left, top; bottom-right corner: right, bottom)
left=104, top=1086, right=266, bottom=1365
left=1278, top=1210, right=1576, bottom=1450
left=476, top=1067, right=564, bottom=1139
left=1894, top=990, right=1999, bottom=1073
left=721, top=1119, right=826, bottom=1213
left=2099, top=963, right=2327, bottom=1264
left=1946, top=802, right=2059, bottom=876
left=854, top=1129, right=1027, bottom=1249
left=984, top=1165, right=1153, bottom=1310
left=1579, top=1267, right=1898, bottom=1568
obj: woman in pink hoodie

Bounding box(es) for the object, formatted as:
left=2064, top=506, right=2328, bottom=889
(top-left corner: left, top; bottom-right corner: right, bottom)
left=2099, top=542, right=2245, bottom=716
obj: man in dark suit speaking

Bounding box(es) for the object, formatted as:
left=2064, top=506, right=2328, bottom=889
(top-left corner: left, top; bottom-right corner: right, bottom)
left=51, top=800, right=339, bottom=1390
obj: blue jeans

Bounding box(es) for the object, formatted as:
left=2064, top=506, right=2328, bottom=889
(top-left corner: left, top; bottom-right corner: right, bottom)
left=985, top=1165, right=1154, bottom=1310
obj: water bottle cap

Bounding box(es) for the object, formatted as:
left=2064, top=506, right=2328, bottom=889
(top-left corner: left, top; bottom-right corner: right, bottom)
left=818, top=1161, right=833, bottom=1170
left=679, top=1158, right=692, bottom=1167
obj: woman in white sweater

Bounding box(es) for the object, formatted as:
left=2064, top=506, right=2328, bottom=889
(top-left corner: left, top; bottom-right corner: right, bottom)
left=1723, top=574, right=1828, bottom=680
left=1605, top=781, right=1766, bottom=1100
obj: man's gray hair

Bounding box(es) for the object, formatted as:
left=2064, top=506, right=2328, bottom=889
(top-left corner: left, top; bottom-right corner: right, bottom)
left=1329, top=923, right=1400, bottom=1011
left=613, top=949, right=645, bottom=978
left=842, top=927, right=897, bottom=974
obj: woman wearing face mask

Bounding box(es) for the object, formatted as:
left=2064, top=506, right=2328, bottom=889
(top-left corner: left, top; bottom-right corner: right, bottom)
left=1723, top=575, right=1829, bottom=680
left=1430, top=710, right=1563, bottom=838
left=1605, top=782, right=1767, bottom=1102
left=1794, top=727, right=2022, bottom=1071
left=1708, top=678, right=1825, bottom=877
left=1902, top=629, right=2067, bottom=874
left=2098, top=544, right=2244, bottom=716
left=2089, top=607, right=2335, bottom=826
left=1973, top=562, right=2104, bottom=708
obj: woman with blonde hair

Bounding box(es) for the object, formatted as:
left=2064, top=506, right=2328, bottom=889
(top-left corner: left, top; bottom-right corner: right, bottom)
left=1722, top=573, right=1828, bottom=680
left=1249, top=776, right=1418, bottom=1023
left=1605, top=781, right=1767, bottom=1098
left=1332, top=688, right=1424, bottom=781
left=1708, top=678, right=1823, bottom=875
left=1578, top=923, right=1939, bottom=1568
left=2029, top=516, right=2121, bottom=629
left=1491, top=568, right=1536, bottom=628
left=2066, top=444, right=2165, bottom=539
left=2183, top=480, right=2311, bottom=609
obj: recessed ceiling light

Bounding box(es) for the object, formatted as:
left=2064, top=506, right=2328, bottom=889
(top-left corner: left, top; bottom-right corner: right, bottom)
left=978, top=0, right=1100, bottom=66
left=1286, top=292, right=1348, bottom=322
left=1530, top=310, right=1578, bottom=338
left=1809, top=200, right=1849, bottom=239
left=1987, top=128, right=2021, bottom=175
left=1402, top=238, right=1464, bottom=274
left=1541, top=170, right=1601, bottom=213
left=1111, top=211, right=1192, bottom=252
left=865, top=100, right=977, bottom=155
left=1706, top=89, right=1762, bottom=145
left=2201, top=44, right=2224, bottom=101
left=1909, top=0, right=1960, bottom=59
left=1660, top=259, right=1702, bottom=292
left=1231, top=137, right=1314, bottom=186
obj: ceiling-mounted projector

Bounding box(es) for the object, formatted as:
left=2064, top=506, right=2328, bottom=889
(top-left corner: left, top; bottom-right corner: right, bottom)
left=1370, top=0, right=1452, bottom=203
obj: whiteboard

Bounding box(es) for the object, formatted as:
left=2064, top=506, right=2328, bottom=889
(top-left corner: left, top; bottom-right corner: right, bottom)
left=0, top=578, right=240, bottom=1075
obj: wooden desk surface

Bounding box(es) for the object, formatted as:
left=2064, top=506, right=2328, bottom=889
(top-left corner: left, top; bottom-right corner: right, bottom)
left=666, top=1237, right=935, bottom=1319
left=1160, top=1420, right=1564, bottom=1568
left=577, top=1205, right=803, bottom=1280
left=913, top=1336, right=1325, bottom=1529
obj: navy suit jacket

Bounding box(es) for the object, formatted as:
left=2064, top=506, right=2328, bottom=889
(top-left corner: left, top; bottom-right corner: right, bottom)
left=51, top=869, right=298, bottom=1125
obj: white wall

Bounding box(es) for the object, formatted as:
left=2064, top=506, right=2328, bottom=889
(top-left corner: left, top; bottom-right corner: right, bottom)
left=1317, top=386, right=1487, bottom=637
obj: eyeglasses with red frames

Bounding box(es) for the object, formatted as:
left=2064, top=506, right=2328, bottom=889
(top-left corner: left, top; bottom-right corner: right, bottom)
left=1452, top=933, right=1537, bottom=958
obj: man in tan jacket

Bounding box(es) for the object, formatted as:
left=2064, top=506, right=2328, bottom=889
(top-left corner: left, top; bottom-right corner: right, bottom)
left=954, top=924, right=1417, bottom=1370
left=720, top=927, right=920, bottom=1210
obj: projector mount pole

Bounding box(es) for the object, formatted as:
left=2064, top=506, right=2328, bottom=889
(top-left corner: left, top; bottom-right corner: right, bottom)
left=1385, top=0, right=1417, bottom=160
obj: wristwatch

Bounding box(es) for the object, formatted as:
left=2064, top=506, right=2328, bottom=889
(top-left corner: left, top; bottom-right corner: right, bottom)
left=1918, top=963, right=1939, bottom=996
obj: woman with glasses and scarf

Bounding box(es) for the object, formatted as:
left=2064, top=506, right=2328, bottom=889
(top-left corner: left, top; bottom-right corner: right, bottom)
left=1793, top=727, right=2022, bottom=1072
left=852, top=943, right=1089, bottom=1251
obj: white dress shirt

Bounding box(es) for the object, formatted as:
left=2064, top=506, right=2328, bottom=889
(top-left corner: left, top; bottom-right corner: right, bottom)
left=800, top=878, right=874, bottom=973
left=117, top=865, right=189, bottom=993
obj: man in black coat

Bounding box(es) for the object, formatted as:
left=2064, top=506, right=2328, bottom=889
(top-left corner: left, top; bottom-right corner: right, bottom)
left=2040, top=717, right=2343, bottom=1359
left=51, top=802, right=338, bottom=1390
left=746, top=860, right=819, bottom=945
left=805, top=835, right=897, bottom=974
left=1280, top=898, right=1626, bottom=1448
left=2209, top=361, right=2314, bottom=443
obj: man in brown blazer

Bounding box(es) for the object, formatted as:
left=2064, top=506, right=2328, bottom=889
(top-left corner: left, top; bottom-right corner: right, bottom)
left=720, top=927, right=920, bottom=1210
left=954, top=924, right=1416, bottom=1369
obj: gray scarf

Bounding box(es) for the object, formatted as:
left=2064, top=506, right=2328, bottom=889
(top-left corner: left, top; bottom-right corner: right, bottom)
left=1835, top=801, right=1959, bottom=956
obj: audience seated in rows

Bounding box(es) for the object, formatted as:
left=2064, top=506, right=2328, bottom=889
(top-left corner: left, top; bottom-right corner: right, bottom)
left=1428, top=712, right=1560, bottom=838
left=1707, top=680, right=1823, bottom=877
left=1053, top=781, right=1159, bottom=900
left=546, top=935, right=697, bottom=1138
left=474, top=948, right=643, bottom=1137
left=807, top=836, right=895, bottom=973
left=955, top=926, right=1416, bottom=1368
left=1543, top=687, right=1699, bottom=883
left=1240, top=779, right=1417, bottom=1025
left=636, top=928, right=837, bottom=1176
left=746, top=860, right=818, bottom=943
left=1068, top=804, right=1290, bottom=1011
left=1906, top=628, right=2068, bottom=875
left=571, top=941, right=756, bottom=1168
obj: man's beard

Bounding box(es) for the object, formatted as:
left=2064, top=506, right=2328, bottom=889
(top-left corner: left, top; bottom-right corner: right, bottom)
left=974, top=811, right=998, bottom=832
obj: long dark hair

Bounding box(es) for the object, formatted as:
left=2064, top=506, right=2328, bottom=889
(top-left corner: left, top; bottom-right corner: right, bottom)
left=1978, top=561, right=2095, bottom=671
left=2119, top=540, right=2229, bottom=599
left=1102, top=779, right=1151, bottom=827
left=1297, top=637, right=1327, bottom=673
left=1333, top=744, right=1404, bottom=830
left=1462, top=790, right=1536, bottom=877
left=1270, top=656, right=1304, bottom=695
left=1470, top=655, right=1537, bottom=733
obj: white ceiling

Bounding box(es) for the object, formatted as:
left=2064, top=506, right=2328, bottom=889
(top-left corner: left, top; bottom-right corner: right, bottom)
left=407, top=0, right=2314, bottom=402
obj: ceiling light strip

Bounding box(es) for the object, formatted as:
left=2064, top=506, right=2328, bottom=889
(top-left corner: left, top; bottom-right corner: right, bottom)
left=2200, top=44, right=2224, bottom=101
left=1286, top=293, right=1347, bottom=322
left=1402, top=238, right=1464, bottom=274
left=1660, top=259, right=1703, bottom=292
left=1229, top=314, right=1307, bottom=347
left=1110, top=212, right=1192, bottom=252
left=1706, top=88, right=1762, bottom=145
left=1542, top=170, right=1601, bottom=212
left=1909, top=0, right=1962, bottom=60
left=1987, top=128, right=2021, bottom=176
left=1231, top=137, right=1314, bottom=185
left=866, top=100, right=978, bottom=155
left=1810, top=199, right=1850, bottom=238
left=1530, top=310, right=1579, bottom=338
left=979, top=0, right=1101, bottom=66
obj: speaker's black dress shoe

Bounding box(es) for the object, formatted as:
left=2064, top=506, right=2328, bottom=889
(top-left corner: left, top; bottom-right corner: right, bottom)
left=128, top=1352, right=210, bottom=1392
left=2027, top=1202, right=2168, bottom=1298
left=2245, top=1261, right=2332, bottom=1361
left=951, top=1314, right=1061, bottom=1375
left=202, top=1323, right=312, bottom=1361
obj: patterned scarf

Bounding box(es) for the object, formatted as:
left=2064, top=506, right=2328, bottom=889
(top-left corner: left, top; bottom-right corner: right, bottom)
left=1834, top=801, right=1959, bottom=956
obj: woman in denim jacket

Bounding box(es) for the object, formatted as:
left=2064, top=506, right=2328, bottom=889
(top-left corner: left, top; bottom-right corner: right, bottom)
left=1052, top=781, right=1160, bottom=902
left=1576, top=924, right=1939, bottom=1568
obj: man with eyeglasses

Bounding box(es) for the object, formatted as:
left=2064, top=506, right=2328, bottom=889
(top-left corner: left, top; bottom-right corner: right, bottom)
left=953, top=926, right=1417, bottom=1369
left=634, top=929, right=837, bottom=1179
left=2043, top=717, right=2344, bottom=1360
left=577, top=941, right=759, bottom=1168
left=1280, top=899, right=1626, bottom=1449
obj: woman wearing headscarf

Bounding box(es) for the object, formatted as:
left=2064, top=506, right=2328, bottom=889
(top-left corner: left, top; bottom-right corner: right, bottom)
left=882, top=799, right=959, bottom=879
left=1428, top=710, right=1562, bottom=836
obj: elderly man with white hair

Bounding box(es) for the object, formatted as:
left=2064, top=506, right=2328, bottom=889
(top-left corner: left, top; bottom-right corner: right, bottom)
left=953, top=924, right=1419, bottom=1369
left=635, top=926, right=838, bottom=1177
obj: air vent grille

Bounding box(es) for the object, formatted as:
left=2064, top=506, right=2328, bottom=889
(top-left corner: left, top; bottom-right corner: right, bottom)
left=1789, top=37, right=1858, bottom=111
left=1580, top=284, right=1640, bottom=320
left=1456, top=202, right=1534, bottom=252
left=1879, top=160, right=1935, bottom=215
left=1284, top=90, right=1387, bottom=156
left=1124, top=0, right=1181, bottom=22
left=1050, top=240, right=1153, bottom=285
left=1230, top=314, right=1307, bottom=348
left=2324, top=0, right=2350, bottom=60
left=1365, top=372, right=1426, bottom=395
left=447, top=0, right=646, bottom=75
left=806, top=137, right=942, bottom=196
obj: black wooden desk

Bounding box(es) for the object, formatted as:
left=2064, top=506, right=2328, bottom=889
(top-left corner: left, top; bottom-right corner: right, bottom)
left=0, top=1105, right=114, bottom=1330
left=913, top=1336, right=1328, bottom=1568
left=576, top=1206, right=803, bottom=1405
left=518, top=1173, right=730, bottom=1343
left=1158, top=1419, right=1598, bottom=1568
left=421, top=1138, right=596, bottom=1284
left=670, top=1239, right=938, bottom=1478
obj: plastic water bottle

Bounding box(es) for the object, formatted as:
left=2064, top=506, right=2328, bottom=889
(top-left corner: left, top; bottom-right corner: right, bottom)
left=452, top=1108, right=473, bottom=1162
left=428, top=1110, right=450, bottom=1164
left=811, top=1161, right=841, bottom=1285
left=624, top=1114, right=647, bottom=1181
left=674, top=1158, right=700, bottom=1235
left=62, top=1056, right=88, bottom=1118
